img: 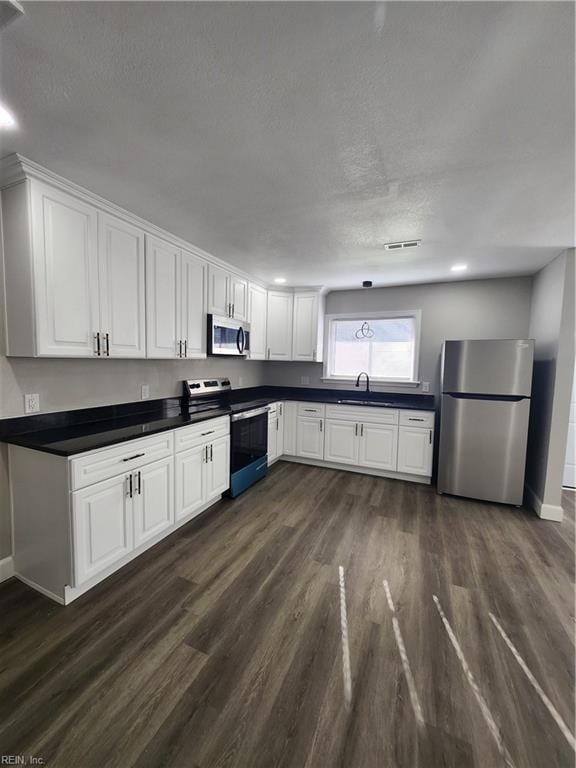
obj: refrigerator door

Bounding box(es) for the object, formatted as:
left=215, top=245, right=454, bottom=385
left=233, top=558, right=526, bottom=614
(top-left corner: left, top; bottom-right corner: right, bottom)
left=438, top=394, right=530, bottom=505
left=442, top=340, right=534, bottom=396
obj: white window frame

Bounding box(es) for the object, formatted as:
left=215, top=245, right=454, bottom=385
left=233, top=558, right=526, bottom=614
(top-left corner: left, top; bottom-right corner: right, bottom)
left=322, top=310, right=422, bottom=387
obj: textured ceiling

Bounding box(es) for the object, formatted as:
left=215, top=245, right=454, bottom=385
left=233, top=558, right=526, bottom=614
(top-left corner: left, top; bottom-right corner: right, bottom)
left=0, top=2, right=574, bottom=288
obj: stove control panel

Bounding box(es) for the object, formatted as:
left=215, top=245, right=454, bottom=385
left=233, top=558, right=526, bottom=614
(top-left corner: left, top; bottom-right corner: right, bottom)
left=183, top=378, right=232, bottom=398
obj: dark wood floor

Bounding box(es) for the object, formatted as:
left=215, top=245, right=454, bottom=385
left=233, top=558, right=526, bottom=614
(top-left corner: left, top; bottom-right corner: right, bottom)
left=0, top=462, right=574, bottom=768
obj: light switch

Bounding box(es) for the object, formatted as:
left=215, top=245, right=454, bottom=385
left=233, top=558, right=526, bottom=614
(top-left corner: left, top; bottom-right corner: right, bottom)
left=422, top=382, right=430, bottom=393
left=141, top=384, right=150, bottom=400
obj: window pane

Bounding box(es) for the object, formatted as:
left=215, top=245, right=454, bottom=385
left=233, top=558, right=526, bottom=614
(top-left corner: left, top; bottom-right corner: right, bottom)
left=330, top=317, right=416, bottom=379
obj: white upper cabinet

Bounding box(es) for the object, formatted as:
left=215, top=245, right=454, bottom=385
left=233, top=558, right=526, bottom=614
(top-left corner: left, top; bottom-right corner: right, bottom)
left=292, top=292, right=324, bottom=362
left=248, top=283, right=267, bottom=360
left=266, top=291, right=294, bottom=360
left=207, top=264, right=230, bottom=316
left=230, top=275, right=248, bottom=321
left=145, top=235, right=181, bottom=359
left=0, top=158, right=284, bottom=359
left=207, top=264, right=247, bottom=320
left=31, top=181, right=100, bottom=357
left=98, top=213, right=146, bottom=358
left=180, top=250, right=206, bottom=358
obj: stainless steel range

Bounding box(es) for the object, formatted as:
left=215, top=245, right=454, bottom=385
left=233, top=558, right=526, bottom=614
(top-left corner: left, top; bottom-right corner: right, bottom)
left=183, top=378, right=269, bottom=497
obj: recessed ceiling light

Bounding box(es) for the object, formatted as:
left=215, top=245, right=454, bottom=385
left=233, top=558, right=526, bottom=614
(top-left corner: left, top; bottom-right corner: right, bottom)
left=451, top=264, right=468, bottom=273
left=274, top=277, right=286, bottom=284
left=0, top=102, right=17, bottom=129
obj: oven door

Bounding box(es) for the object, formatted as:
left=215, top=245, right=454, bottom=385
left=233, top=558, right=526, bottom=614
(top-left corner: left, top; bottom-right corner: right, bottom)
left=208, top=315, right=250, bottom=356
left=230, top=407, right=268, bottom=474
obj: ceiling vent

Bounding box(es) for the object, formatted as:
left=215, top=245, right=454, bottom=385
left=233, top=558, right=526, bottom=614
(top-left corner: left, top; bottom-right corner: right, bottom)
left=383, top=240, right=421, bottom=251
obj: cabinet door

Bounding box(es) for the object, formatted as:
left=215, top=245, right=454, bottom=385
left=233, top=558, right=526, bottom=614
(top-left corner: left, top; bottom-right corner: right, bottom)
left=31, top=181, right=99, bottom=357
left=205, top=435, right=230, bottom=500
left=292, top=293, right=319, bottom=361
left=146, top=235, right=181, bottom=358
left=359, top=423, right=398, bottom=471
left=267, top=415, right=278, bottom=464
left=175, top=444, right=206, bottom=521
left=98, top=213, right=146, bottom=358
left=207, top=264, right=230, bottom=316
left=230, top=276, right=248, bottom=321
left=133, top=457, right=174, bottom=547
left=283, top=402, right=298, bottom=456
left=324, top=419, right=358, bottom=465
left=72, top=474, right=133, bottom=585
left=277, top=404, right=285, bottom=457
left=267, top=292, right=293, bottom=360
left=181, top=250, right=206, bottom=358
left=248, top=283, right=267, bottom=360
left=296, top=417, right=324, bottom=460
left=397, top=427, right=433, bottom=476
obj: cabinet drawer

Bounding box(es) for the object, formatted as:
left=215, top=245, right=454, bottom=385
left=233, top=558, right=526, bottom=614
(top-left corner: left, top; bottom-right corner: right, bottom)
left=297, top=402, right=325, bottom=418
left=174, top=416, right=230, bottom=453
left=267, top=402, right=279, bottom=416
left=71, top=432, right=174, bottom=491
left=399, top=410, right=435, bottom=428
left=325, top=404, right=399, bottom=425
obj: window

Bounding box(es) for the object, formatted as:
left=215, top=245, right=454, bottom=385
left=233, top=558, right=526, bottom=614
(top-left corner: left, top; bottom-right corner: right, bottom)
left=324, top=311, right=421, bottom=383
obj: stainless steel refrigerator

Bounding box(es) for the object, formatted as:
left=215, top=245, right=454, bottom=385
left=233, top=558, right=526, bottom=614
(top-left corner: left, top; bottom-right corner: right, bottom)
left=438, top=339, right=534, bottom=505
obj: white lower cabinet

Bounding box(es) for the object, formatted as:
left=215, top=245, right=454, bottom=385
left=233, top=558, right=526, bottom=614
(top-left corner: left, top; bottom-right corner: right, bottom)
left=296, top=416, right=324, bottom=460
left=73, top=473, right=134, bottom=586
left=175, top=434, right=230, bottom=521
left=268, top=412, right=278, bottom=464
left=175, top=444, right=205, bottom=521
left=283, top=402, right=298, bottom=456
left=267, top=402, right=284, bottom=465
left=205, top=435, right=231, bottom=500
left=134, top=457, right=174, bottom=546
left=10, top=415, right=230, bottom=604
left=358, top=423, right=398, bottom=471
left=397, top=426, right=434, bottom=476
left=324, top=419, right=358, bottom=465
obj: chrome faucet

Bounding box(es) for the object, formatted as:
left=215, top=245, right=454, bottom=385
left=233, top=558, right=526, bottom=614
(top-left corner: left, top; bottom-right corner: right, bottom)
left=355, top=371, right=370, bottom=393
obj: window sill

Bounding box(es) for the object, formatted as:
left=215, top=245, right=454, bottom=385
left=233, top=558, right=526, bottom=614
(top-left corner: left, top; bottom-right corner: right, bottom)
left=321, top=377, right=421, bottom=388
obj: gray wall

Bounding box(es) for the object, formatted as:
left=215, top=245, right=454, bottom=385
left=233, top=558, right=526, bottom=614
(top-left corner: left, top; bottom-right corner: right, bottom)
left=526, top=249, right=575, bottom=510
left=265, top=277, right=534, bottom=396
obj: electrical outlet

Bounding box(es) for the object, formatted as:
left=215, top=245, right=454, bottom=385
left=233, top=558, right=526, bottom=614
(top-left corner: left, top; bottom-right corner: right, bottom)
left=141, top=384, right=150, bottom=400
left=422, top=381, right=430, bottom=393
left=24, top=393, right=40, bottom=413
left=238, top=376, right=244, bottom=387
left=301, top=376, right=310, bottom=385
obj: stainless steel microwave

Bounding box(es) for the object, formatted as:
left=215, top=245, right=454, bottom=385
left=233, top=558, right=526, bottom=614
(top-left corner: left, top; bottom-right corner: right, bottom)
left=207, top=314, right=250, bottom=356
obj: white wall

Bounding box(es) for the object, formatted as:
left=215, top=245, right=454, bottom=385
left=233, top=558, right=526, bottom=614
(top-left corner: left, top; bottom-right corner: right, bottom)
left=526, top=249, right=575, bottom=518
left=265, top=277, right=534, bottom=396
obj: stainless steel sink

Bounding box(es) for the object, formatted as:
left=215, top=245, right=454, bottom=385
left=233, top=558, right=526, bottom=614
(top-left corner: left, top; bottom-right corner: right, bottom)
left=337, top=399, right=395, bottom=407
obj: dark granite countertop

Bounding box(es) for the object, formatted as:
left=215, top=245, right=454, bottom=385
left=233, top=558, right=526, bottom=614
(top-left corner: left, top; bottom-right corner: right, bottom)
left=0, top=386, right=435, bottom=457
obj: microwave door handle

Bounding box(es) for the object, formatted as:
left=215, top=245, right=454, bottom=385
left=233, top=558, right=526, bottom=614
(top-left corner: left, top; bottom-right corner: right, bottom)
left=236, top=326, right=244, bottom=354
left=240, top=326, right=246, bottom=353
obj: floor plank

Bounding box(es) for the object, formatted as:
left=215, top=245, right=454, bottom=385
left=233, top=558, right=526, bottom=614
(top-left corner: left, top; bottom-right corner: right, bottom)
left=0, top=464, right=573, bottom=767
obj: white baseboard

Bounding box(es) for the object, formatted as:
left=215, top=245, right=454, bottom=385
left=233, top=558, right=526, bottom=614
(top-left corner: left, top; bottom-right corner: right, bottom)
left=0, top=556, right=14, bottom=583
left=281, top=455, right=431, bottom=484
left=525, top=485, right=564, bottom=522
left=15, top=573, right=65, bottom=604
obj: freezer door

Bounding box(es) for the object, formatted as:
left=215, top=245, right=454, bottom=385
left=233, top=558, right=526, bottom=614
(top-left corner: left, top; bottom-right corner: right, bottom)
left=438, top=394, right=530, bottom=505
left=442, top=340, right=534, bottom=396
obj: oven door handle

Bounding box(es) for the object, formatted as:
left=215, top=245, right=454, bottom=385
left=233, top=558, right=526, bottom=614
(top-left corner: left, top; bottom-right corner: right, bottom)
left=231, top=406, right=270, bottom=422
